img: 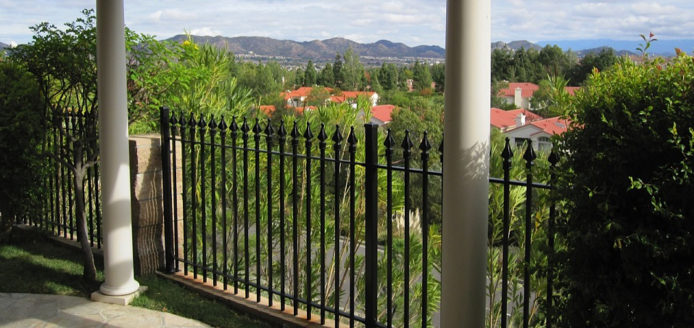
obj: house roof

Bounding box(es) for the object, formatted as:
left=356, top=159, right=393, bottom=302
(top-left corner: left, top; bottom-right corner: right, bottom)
left=372, top=105, right=396, bottom=123
left=259, top=105, right=276, bottom=115
left=564, top=86, right=581, bottom=96
left=528, top=116, right=569, bottom=135
left=498, top=82, right=539, bottom=98
left=282, top=87, right=336, bottom=100
left=504, top=116, right=570, bottom=137
left=490, top=107, right=544, bottom=129
left=330, top=91, right=376, bottom=103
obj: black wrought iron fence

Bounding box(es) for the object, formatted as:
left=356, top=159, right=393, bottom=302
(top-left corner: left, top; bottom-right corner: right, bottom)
left=28, top=109, right=102, bottom=248
left=160, top=107, right=559, bottom=328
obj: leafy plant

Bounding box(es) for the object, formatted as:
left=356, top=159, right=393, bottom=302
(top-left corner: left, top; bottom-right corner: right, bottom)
left=555, top=51, right=694, bottom=327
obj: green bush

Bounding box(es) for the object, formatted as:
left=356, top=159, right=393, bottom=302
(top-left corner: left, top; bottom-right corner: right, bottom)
left=0, top=61, right=45, bottom=241
left=555, top=54, right=694, bottom=327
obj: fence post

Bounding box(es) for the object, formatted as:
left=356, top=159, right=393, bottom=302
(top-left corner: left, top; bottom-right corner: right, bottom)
left=364, top=123, right=379, bottom=327
left=160, top=106, right=175, bottom=274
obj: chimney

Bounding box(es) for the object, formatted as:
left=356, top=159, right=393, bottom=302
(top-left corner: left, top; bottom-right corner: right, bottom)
left=520, top=113, right=526, bottom=125
left=514, top=87, right=522, bottom=108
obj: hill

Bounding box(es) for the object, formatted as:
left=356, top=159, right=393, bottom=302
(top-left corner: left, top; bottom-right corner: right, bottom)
left=575, top=46, right=635, bottom=57
left=538, top=39, right=694, bottom=57
left=166, top=35, right=445, bottom=61
left=492, top=40, right=542, bottom=51
left=0, top=42, right=8, bottom=50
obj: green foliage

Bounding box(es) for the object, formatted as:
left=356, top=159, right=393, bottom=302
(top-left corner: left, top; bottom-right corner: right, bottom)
left=555, top=54, right=694, bottom=327
left=0, top=61, right=45, bottom=240
left=10, top=9, right=97, bottom=113
left=378, top=63, right=399, bottom=91
left=333, top=53, right=344, bottom=89
left=128, top=36, right=254, bottom=133
left=569, top=48, right=617, bottom=86
left=341, top=47, right=364, bottom=91
left=530, top=75, right=573, bottom=117
left=304, top=60, right=317, bottom=86
left=430, top=63, right=445, bottom=92
left=318, top=62, right=334, bottom=87
left=412, top=61, right=432, bottom=91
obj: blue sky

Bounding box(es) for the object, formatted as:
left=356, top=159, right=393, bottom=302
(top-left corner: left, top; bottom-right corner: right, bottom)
left=2, top=0, right=694, bottom=47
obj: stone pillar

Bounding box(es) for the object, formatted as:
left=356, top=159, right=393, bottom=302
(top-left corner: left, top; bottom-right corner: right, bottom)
left=441, top=0, right=491, bottom=327
left=129, top=135, right=164, bottom=275
left=96, top=0, right=140, bottom=296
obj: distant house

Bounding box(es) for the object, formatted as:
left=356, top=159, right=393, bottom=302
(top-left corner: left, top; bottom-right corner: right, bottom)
left=370, top=104, right=396, bottom=125
left=490, top=107, right=543, bottom=131
left=283, top=87, right=314, bottom=108
left=490, top=107, right=569, bottom=150
left=504, top=117, right=569, bottom=151
left=498, top=82, right=539, bottom=109
left=497, top=82, right=581, bottom=110
left=330, top=91, right=379, bottom=107
left=282, top=87, right=378, bottom=108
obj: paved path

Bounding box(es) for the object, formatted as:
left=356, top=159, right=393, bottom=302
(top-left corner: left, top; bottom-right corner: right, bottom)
left=0, top=293, right=210, bottom=328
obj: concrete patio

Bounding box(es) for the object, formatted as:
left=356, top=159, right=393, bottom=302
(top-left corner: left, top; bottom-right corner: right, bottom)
left=0, top=293, right=209, bottom=328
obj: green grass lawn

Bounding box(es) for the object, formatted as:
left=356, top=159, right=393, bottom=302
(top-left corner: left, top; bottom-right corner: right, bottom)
left=0, top=227, right=272, bottom=328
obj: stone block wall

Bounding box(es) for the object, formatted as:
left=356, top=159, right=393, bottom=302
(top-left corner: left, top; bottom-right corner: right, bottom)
left=129, top=135, right=165, bottom=275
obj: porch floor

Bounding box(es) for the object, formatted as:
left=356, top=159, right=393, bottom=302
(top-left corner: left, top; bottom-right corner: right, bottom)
left=0, top=293, right=210, bottom=328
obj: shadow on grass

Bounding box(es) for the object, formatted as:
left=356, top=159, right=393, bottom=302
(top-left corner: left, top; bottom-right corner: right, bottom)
left=1, top=227, right=274, bottom=327
left=0, top=229, right=101, bottom=297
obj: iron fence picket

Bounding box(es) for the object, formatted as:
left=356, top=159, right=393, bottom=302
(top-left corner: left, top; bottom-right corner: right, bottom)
left=157, top=109, right=559, bottom=328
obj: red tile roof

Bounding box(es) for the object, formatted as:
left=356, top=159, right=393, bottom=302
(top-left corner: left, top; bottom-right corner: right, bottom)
left=564, top=86, right=581, bottom=96
left=372, top=105, right=395, bottom=123
left=490, top=107, right=544, bottom=129
left=282, top=87, right=335, bottom=100
left=330, top=91, right=375, bottom=103
left=498, top=82, right=539, bottom=98
left=528, top=117, right=569, bottom=135
left=259, top=105, right=276, bottom=114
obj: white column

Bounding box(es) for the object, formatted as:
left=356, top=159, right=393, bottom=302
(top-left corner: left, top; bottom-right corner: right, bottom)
left=96, top=0, right=140, bottom=296
left=441, top=0, right=490, bottom=327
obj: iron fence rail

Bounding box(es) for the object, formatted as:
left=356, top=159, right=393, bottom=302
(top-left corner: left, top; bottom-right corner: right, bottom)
left=28, top=109, right=102, bottom=248
left=160, top=107, right=558, bottom=328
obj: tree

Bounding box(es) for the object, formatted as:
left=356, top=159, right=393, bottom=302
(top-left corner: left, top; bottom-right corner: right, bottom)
left=378, top=62, right=398, bottom=91
left=305, top=86, right=331, bottom=107
left=555, top=54, right=694, bottom=327
left=10, top=9, right=99, bottom=281
left=492, top=48, right=514, bottom=82
left=412, top=60, right=432, bottom=91
left=569, top=48, right=617, bottom=85
left=304, top=60, right=317, bottom=86
left=530, top=75, right=572, bottom=117
left=342, top=47, right=364, bottom=90
left=333, top=53, right=344, bottom=89
left=431, top=63, right=445, bottom=92
left=319, top=62, right=334, bottom=87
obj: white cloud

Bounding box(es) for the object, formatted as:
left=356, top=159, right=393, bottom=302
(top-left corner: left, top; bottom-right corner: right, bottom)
left=3, top=0, right=694, bottom=47
left=189, top=27, right=222, bottom=36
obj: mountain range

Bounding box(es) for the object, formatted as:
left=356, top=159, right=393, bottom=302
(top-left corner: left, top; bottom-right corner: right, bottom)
left=167, top=35, right=445, bottom=60
left=0, top=42, right=8, bottom=50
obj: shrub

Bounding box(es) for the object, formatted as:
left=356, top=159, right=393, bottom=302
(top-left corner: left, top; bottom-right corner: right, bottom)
left=0, top=61, right=45, bottom=241
left=555, top=54, right=694, bottom=327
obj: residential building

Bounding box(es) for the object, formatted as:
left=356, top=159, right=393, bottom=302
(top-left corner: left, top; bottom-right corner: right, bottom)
left=370, top=104, right=396, bottom=125
left=497, top=82, right=581, bottom=109
left=490, top=107, right=569, bottom=150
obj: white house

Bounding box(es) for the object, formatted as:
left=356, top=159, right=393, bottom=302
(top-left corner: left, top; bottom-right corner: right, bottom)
left=503, top=116, right=569, bottom=151
left=490, top=107, right=569, bottom=150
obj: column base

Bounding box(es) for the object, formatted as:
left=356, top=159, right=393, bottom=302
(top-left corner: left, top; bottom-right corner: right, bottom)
left=91, top=286, right=148, bottom=306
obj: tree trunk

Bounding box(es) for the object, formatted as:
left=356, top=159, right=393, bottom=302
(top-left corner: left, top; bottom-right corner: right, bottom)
left=73, top=158, right=97, bottom=282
